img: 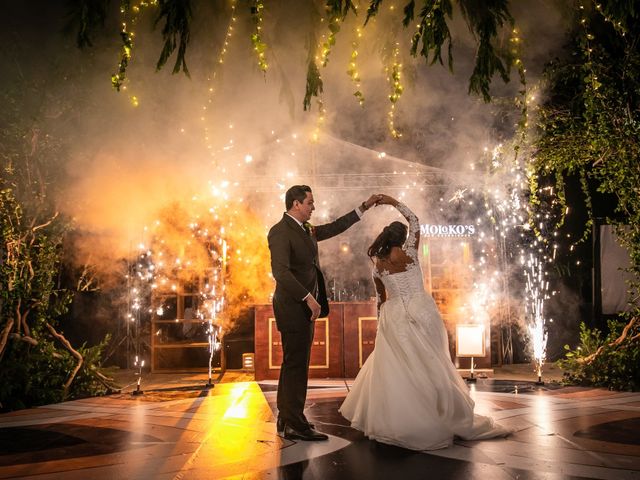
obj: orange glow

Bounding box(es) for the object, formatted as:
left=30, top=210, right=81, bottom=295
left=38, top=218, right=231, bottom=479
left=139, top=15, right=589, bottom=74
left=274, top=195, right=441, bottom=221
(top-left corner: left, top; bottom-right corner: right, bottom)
left=148, top=196, right=272, bottom=332
left=222, top=383, right=252, bottom=419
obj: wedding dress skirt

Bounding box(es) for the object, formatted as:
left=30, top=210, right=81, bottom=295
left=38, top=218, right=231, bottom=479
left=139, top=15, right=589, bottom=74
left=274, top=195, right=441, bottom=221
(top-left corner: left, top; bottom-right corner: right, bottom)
left=339, top=268, right=509, bottom=451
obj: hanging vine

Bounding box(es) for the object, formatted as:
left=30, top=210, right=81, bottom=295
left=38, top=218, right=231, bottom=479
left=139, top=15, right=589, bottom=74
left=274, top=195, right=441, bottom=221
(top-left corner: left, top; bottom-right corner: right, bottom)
left=250, top=0, right=268, bottom=73
left=71, top=0, right=523, bottom=109
left=347, top=24, right=365, bottom=106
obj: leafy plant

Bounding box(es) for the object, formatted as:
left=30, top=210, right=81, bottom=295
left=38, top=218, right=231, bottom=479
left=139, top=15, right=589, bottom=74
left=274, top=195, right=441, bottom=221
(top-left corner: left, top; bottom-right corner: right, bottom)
left=558, top=319, right=640, bottom=391
left=0, top=61, right=115, bottom=411
left=71, top=1, right=519, bottom=109
left=531, top=2, right=640, bottom=389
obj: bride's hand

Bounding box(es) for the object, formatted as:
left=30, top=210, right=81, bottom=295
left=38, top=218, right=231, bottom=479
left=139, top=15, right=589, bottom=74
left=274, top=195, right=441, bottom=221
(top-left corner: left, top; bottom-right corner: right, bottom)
left=363, top=194, right=382, bottom=210
left=375, top=194, right=398, bottom=206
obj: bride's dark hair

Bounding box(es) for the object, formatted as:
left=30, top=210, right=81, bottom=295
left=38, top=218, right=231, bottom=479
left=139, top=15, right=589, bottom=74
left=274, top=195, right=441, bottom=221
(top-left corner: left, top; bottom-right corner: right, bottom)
left=367, top=221, right=408, bottom=259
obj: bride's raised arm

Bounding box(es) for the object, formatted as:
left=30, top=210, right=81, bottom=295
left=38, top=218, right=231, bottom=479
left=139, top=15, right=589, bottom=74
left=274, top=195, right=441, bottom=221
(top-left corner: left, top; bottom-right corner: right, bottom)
left=376, top=194, right=420, bottom=256
left=395, top=202, right=420, bottom=254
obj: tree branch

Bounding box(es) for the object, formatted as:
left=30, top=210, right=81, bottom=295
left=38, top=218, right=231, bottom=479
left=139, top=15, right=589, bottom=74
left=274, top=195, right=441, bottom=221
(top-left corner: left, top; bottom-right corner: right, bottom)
left=46, top=323, right=83, bottom=397
left=15, top=300, right=22, bottom=335
left=93, top=370, right=119, bottom=392
left=0, top=319, right=15, bottom=360
left=8, top=333, right=38, bottom=346
left=20, top=308, right=31, bottom=338
left=579, top=316, right=638, bottom=364
left=32, top=212, right=59, bottom=233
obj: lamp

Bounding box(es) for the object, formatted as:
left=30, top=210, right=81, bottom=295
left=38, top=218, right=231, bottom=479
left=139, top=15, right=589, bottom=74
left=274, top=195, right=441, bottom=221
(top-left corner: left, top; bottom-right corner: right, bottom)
left=242, top=353, right=255, bottom=371
left=456, top=324, right=485, bottom=383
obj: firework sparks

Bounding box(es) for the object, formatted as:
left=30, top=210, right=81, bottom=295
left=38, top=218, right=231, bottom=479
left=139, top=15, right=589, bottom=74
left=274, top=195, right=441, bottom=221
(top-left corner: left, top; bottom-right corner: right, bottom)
left=524, top=254, right=549, bottom=382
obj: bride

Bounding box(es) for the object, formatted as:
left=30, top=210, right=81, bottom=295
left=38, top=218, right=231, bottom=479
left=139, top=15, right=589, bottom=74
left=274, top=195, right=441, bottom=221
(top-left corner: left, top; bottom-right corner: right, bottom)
left=339, top=194, right=510, bottom=451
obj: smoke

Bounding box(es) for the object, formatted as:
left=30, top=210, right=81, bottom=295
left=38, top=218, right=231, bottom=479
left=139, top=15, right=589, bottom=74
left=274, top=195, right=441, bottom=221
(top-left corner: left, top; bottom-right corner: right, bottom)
left=2, top=0, right=572, bottom=349
left=141, top=197, right=273, bottom=332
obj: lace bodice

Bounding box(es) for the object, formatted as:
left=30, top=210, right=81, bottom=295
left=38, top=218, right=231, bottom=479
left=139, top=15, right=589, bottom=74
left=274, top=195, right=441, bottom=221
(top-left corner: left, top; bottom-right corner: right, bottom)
left=372, top=202, right=423, bottom=301
left=376, top=266, right=425, bottom=300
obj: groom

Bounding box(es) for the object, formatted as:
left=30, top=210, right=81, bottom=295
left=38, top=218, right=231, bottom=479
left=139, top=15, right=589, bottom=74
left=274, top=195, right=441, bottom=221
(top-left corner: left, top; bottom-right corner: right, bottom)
left=268, top=185, right=379, bottom=441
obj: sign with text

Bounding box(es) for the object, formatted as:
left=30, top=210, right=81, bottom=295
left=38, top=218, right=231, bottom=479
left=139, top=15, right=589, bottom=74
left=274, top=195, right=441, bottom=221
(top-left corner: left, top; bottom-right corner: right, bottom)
left=421, top=224, right=476, bottom=237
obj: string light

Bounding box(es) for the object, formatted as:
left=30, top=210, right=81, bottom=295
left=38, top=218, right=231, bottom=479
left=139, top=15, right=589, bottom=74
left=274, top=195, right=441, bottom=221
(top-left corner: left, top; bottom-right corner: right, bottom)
left=386, top=41, right=403, bottom=138
left=578, top=2, right=601, bottom=94
left=250, top=0, right=268, bottom=73
left=347, top=25, right=365, bottom=106
left=202, top=0, right=237, bottom=158
left=112, top=0, right=158, bottom=106
left=319, top=10, right=342, bottom=67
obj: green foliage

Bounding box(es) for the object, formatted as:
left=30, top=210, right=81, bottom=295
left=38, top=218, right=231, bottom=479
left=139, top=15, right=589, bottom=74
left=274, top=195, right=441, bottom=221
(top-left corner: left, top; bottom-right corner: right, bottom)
left=327, top=0, right=357, bottom=19
left=533, top=1, right=640, bottom=292
left=304, top=59, right=323, bottom=111
left=0, top=183, right=105, bottom=410
left=459, top=0, right=513, bottom=102
left=0, top=184, right=113, bottom=411
left=64, top=0, right=110, bottom=48
left=365, top=0, right=384, bottom=24
left=70, top=1, right=519, bottom=109
left=532, top=3, right=640, bottom=390
left=0, top=186, right=69, bottom=340
left=0, top=335, right=113, bottom=411
left=112, top=29, right=134, bottom=92
left=558, top=319, right=640, bottom=391
left=155, top=0, right=193, bottom=75
left=408, top=0, right=453, bottom=70
left=250, top=0, right=268, bottom=73
left=1, top=64, right=112, bottom=411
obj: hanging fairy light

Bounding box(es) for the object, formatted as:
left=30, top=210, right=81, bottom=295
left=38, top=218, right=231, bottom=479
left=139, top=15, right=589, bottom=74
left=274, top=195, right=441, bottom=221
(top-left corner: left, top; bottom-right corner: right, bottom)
left=112, top=0, right=158, bottom=105
left=250, top=0, right=268, bottom=73
left=202, top=0, right=237, bottom=156
left=386, top=41, right=403, bottom=138
left=347, top=23, right=365, bottom=106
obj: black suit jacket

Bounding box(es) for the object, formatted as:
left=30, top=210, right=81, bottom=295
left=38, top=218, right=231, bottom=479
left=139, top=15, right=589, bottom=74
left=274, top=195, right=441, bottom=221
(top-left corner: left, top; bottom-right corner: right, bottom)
left=268, top=210, right=360, bottom=332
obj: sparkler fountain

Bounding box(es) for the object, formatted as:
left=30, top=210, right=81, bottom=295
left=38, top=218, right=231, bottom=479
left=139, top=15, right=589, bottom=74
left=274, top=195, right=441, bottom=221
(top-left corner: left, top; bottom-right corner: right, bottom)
left=133, top=355, right=145, bottom=395
left=120, top=194, right=271, bottom=381
left=200, top=238, right=227, bottom=389
left=467, top=139, right=554, bottom=383
left=524, top=254, right=549, bottom=385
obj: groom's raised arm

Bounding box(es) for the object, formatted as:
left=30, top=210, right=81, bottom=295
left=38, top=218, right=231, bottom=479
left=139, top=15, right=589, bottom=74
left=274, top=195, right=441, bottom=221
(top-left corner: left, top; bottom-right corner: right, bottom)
left=313, top=210, right=361, bottom=242
left=268, top=227, right=309, bottom=300
left=314, top=194, right=381, bottom=242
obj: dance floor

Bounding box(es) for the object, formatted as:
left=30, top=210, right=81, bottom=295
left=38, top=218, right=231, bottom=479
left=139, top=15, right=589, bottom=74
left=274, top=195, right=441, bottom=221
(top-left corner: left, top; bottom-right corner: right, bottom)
left=1, top=376, right=639, bottom=480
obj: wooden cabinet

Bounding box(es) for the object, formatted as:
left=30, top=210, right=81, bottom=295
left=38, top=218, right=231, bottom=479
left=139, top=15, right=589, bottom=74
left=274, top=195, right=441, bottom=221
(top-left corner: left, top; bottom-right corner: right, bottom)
left=254, top=302, right=377, bottom=380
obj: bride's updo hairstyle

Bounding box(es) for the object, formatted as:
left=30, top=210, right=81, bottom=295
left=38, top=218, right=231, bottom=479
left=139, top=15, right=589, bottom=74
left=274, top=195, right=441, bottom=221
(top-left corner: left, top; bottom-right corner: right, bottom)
left=367, top=221, right=408, bottom=259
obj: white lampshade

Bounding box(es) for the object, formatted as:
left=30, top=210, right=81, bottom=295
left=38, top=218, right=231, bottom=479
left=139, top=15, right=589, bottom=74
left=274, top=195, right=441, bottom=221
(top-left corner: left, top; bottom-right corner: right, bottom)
left=456, top=324, right=485, bottom=357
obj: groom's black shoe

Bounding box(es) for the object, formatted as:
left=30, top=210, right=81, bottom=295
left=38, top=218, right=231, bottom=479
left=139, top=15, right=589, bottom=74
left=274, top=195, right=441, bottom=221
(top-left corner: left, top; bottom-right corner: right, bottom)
left=276, top=417, right=285, bottom=435
left=283, top=425, right=328, bottom=441
left=277, top=417, right=314, bottom=434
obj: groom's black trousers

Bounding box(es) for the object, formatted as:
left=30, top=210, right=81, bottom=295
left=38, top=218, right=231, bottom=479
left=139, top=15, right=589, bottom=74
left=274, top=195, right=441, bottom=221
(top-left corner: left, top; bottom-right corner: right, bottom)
left=277, top=321, right=315, bottom=430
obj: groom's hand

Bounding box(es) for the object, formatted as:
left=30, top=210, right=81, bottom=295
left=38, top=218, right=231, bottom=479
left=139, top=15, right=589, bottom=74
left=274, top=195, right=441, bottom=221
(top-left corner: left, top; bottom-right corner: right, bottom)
left=362, top=194, right=382, bottom=210
left=375, top=194, right=398, bottom=206
left=306, top=295, right=321, bottom=321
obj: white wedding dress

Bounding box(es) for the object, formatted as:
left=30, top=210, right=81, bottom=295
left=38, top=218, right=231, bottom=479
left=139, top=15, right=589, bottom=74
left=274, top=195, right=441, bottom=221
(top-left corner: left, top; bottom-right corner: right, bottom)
left=339, top=202, right=509, bottom=451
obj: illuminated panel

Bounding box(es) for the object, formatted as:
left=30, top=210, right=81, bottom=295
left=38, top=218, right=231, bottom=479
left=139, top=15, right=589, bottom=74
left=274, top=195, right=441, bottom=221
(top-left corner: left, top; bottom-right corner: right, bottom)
left=268, top=317, right=329, bottom=369
left=358, top=317, right=378, bottom=367
left=268, top=318, right=282, bottom=369
left=455, top=324, right=485, bottom=357
left=309, top=319, right=329, bottom=369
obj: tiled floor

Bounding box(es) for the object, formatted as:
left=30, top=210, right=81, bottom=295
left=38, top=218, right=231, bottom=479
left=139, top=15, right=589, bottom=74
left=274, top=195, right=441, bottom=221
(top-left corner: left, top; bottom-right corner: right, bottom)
left=1, top=377, right=639, bottom=479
